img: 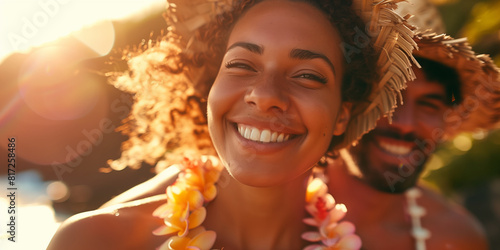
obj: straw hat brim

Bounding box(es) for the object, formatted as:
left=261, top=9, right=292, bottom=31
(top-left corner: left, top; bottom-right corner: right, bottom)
left=413, top=31, right=500, bottom=137
left=165, top=0, right=419, bottom=148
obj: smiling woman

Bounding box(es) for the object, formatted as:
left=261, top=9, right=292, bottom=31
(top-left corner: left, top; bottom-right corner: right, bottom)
left=47, top=0, right=418, bottom=249
left=208, top=1, right=349, bottom=186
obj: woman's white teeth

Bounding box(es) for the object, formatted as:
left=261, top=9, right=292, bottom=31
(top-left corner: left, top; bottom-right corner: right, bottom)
left=250, top=128, right=260, bottom=141
left=238, top=125, right=290, bottom=143
left=260, top=129, right=271, bottom=143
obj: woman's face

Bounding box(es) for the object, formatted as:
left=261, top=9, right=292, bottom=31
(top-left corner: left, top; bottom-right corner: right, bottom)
left=207, top=0, right=349, bottom=187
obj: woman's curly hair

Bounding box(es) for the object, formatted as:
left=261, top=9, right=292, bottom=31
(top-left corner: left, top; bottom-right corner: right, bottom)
left=107, top=0, right=378, bottom=171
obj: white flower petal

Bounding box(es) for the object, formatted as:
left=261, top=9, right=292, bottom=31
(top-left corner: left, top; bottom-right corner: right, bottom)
left=303, top=217, right=320, bottom=227
left=334, top=221, right=356, bottom=236
left=336, top=234, right=362, bottom=250
left=329, top=203, right=347, bottom=222
left=324, top=194, right=336, bottom=210
left=301, top=231, right=323, bottom=242
left=303, top=244, right=326, bottom=250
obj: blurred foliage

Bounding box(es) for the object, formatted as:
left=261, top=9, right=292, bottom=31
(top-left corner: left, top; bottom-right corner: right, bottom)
left=421, top=0, right=500, bottom=192
left=420, top=2, right=500, bottom=246
left=435, top=0, right=500, bottom=66
left=424, top=129, right=500, bottom=194
left=461, top=1, right=500, bottom=44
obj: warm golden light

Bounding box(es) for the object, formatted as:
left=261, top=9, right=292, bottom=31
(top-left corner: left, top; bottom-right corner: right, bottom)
left=0, top=0, right=164, bottom=63
left=46, top=181, right=70, bottom=202
left=453, top=134, right=473, bottom=152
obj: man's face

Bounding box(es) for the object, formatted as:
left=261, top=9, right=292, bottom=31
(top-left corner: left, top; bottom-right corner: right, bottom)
left=348, top=67, right=450, bottom=193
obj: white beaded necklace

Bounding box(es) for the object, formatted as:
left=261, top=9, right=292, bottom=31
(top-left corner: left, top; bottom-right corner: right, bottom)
left=406, top=187, right=431, bottom=250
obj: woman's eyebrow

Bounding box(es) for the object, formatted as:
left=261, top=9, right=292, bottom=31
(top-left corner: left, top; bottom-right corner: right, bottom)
left=290, top=48, right=336, bottom=76
left=227, top=42, right=263, bottom=54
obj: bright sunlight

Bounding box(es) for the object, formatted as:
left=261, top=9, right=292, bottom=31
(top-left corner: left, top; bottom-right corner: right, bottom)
left=0, top=0, right=164, bottom=63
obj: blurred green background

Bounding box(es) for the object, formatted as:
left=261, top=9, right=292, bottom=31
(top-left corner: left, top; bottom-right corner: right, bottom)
left=422, top=0, right=500, bottom=247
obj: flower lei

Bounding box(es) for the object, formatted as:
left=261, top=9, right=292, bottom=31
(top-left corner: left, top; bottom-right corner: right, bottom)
left=152, top=156, right=362, bottom=250
left=302, top=171, right=362, bottom=250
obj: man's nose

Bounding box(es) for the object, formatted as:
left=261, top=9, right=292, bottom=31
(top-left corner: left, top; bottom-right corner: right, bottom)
left=391, top=102, right=417, bottom=134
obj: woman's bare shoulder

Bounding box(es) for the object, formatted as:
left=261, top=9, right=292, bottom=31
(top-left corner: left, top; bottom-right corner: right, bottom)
left=47, top=195, right=168, bottom=250
left=101, top=165, right=181, bottom=208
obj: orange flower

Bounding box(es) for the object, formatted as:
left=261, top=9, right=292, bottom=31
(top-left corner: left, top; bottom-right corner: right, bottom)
left=180, top=156, right=222, bottom=202
left=154, top=156, right=221, bottom=249
left=158, top=226, right=216, bottom=250
left=153, top=205, right=207, bottom=237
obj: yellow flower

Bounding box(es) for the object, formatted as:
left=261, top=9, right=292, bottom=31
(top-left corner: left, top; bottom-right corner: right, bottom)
left=154, top=156, right=221, bottom=245
left=154, top=206, right=207, bottom=237
left=167, top=184, right=204, bottom=211
left=158, top=226, right=216, bottom=250
left=181, top=156, right=221, bottom=202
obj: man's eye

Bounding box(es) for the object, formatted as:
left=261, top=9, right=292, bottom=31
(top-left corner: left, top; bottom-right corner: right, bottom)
left=418, top=101, right=443, bottom=111
left=225, top=61, right=256, bottom=72
left=295, top=73, right=328, bottom=84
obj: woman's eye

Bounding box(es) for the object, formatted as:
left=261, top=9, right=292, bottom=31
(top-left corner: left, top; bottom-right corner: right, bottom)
left=225, top=61, right=256, bottom=72
left=295, top=73, right=328, bottom=84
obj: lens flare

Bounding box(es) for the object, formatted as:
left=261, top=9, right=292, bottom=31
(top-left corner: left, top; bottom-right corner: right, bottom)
left=17, top=46, right=102, bottom=120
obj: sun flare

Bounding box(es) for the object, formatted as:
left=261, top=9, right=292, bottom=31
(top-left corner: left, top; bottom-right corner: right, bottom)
left=0, top=0, right=164, bottom=62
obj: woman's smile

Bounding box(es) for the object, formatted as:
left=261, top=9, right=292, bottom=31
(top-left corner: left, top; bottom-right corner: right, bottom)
left=207, top=0, right=348, bottom=186
left=236, top=124, right=292, bottom=143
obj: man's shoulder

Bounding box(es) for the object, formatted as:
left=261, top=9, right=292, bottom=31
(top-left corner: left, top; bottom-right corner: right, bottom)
left=418, top=185, right=478, bottom=226
left=47, top=195, right=167, bottom=250
left=417, top=185, right=489, bottom=249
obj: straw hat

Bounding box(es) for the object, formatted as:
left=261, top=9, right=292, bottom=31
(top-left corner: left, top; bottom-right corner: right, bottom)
left=413, top=32, right=500, bottom=137
left=395, top=0, right=445, bottom=34
left=107, top=0, right=421, bottom=171
left=163, top=0, right=419, bottom=148
left=394, top=0, right=500, bottom=136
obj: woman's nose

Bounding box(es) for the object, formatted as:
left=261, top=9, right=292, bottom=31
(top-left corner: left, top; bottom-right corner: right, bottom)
left=244, top=74, right=289, bottom=113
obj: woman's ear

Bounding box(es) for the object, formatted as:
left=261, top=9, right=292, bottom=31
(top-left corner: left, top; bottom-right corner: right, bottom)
left=333, top=102, right=352, bottom=136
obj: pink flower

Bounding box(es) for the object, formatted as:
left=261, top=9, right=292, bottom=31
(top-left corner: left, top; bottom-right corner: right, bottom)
left=302, top=177, right=361, bottom=250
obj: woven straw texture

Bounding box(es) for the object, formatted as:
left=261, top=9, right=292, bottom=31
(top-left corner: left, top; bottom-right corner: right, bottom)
left=164, top=0, right=419, bottom=148
left=414, top=32, right=500, bottom=137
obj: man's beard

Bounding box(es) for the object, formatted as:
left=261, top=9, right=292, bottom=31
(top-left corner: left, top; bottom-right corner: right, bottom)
left=356, top=156, right=425, bottom=193
left=344, top=130, right=431, bottom=194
